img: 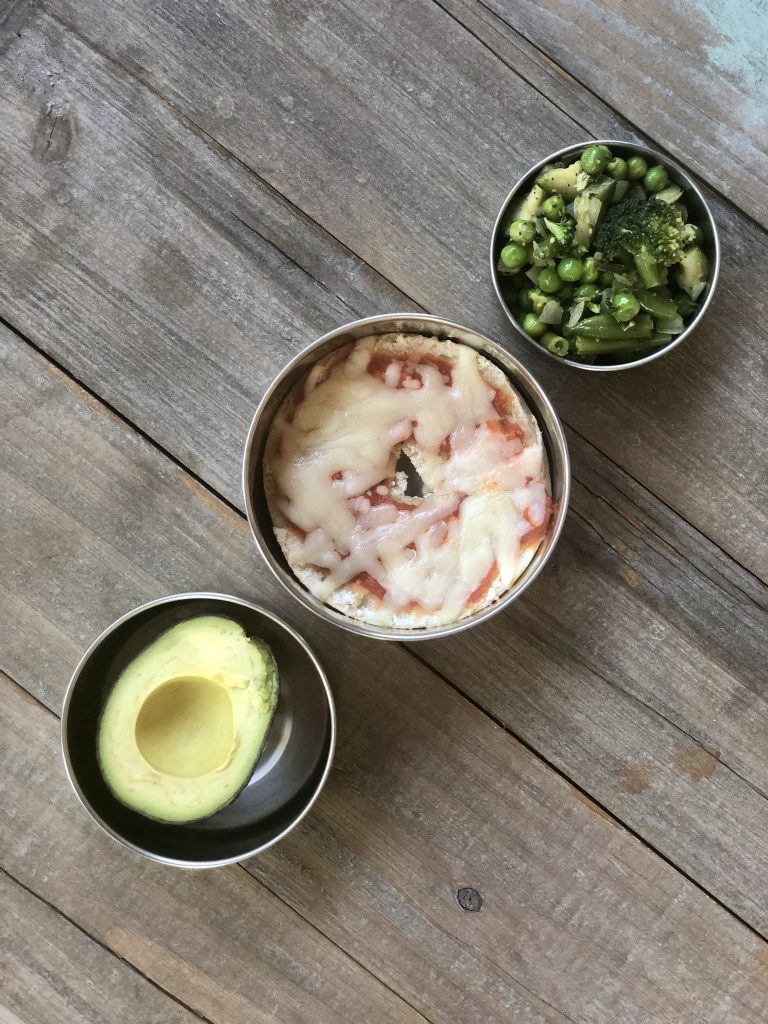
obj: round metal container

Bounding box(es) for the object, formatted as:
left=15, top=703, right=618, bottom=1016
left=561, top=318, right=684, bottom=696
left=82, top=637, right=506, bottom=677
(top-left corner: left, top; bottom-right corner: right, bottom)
left=62, top=593, right=336, bottom=868
left=490, top=139, right=721, bottom=371
left=243, top=313, right=570, bottom=641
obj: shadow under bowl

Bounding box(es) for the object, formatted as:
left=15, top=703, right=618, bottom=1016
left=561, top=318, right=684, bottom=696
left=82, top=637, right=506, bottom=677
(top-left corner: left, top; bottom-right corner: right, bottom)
left=490, top=139, right=720, bottom=371
left=62, top=593, right=335, bottom=867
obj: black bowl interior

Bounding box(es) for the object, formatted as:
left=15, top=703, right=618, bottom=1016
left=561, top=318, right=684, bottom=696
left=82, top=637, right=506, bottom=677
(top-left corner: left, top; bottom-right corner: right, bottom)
left=64, top=596, right=333, bottom=864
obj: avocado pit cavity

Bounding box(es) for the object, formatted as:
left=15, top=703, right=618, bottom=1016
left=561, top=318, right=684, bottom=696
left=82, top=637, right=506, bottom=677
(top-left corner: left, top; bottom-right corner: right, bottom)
left=135, top=676, right=234, bottom=778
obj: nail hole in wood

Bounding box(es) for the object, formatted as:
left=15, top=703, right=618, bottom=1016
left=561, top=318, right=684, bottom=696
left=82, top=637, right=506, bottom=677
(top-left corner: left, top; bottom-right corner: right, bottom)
left=457, top=887, right=482, bottom=912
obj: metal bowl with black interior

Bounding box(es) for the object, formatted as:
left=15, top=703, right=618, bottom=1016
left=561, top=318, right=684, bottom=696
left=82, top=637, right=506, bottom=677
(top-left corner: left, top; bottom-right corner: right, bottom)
left=61, top=593, right=335, bottom=867
left=490, top=139, right=720, bottom=371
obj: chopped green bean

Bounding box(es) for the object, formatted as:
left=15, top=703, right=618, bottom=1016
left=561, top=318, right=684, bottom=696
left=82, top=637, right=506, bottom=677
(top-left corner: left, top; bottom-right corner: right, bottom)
left=573, top=334, right=666, bottom=356
left=635, top=289, right=677, bottom=318
left=542, top=332, right=569, bottom=357
left=574, top=313, right=653, bottom=339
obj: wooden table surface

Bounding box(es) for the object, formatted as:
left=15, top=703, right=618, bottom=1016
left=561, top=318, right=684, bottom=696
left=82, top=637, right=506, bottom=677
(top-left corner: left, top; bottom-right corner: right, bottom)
left=2, top=1, right=767, bottom=1020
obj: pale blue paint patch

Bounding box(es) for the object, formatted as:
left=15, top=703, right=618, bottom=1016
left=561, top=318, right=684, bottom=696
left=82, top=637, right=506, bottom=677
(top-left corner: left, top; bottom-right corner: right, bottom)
left=696, top=0, right=768, bottom=121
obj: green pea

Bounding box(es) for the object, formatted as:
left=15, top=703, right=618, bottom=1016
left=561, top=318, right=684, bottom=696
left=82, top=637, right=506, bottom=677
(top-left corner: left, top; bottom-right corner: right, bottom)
left=499, top=242, right=528, bottom=270
left=558, top=284, right=575, bottom=301
left=522, top=312, right=546, bottom=338
left=509, top=219, right=536, bottom=245
left=644, top=164, right=669, bottom=192
left=607, top=157, right=628, bottom=179
left=541, top=194, right=566, bottom=221
left=557, top=256, right=583, bottom=282
left=609, top=290, right=641, bottom=322
left=580, top=257, right=599, bottom=283
left=580, top=145, right=609, bottom=175
left=537, top=267, right=563, bottom=294
left=597, top=145, right=612, bottom=160
left=517, top=288, right=534, bottom=311
left=598, top=270, right=614, bottom=287
left=574, top=282, right=599, bottom=301
left=626, top=155, right=648, bottom=180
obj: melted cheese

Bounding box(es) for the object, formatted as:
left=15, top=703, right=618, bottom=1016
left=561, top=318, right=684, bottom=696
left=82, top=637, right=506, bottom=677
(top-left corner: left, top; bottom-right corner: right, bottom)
left=270, top=336, right=550, bottom=622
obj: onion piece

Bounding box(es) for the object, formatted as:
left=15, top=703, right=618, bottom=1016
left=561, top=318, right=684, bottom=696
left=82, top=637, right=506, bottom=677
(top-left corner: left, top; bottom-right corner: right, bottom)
left=566, top=301, right=585, bottom=329
left=539, top=299, right=563, bottom=325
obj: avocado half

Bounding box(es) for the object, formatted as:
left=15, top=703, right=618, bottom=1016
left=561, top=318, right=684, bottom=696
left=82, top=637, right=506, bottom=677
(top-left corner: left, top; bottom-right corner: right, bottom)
left=97, top=615, right=279, bottom=824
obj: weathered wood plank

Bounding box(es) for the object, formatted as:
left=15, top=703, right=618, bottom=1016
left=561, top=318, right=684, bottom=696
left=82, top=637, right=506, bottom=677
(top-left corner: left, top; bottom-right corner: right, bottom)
left=24, top=0, right=768, bottom=578
left=2, top=5, right=768, bottom=939
left=0, top=870, right=204, bottom=1024
left=4, top=326, right=768, bottom=1023
left=0, top=689, right=424, bottom=1024
left=418, top=422, right=768, bottom=928
left=0, top=6, right=406, bottom=499
left=475, top=0, right=768, bottom=227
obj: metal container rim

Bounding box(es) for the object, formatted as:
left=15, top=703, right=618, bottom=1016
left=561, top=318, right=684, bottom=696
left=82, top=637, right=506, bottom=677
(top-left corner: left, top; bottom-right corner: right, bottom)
left=61, top=591, right=336, bottom=868
left=242, top=313, right=571, bottom=640
left=489, top=138, right=721, bottom=372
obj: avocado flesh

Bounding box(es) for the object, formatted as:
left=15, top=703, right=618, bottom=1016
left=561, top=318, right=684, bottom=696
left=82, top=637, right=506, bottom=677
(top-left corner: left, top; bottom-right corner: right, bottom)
left=97, top=616, right=278, bottom=824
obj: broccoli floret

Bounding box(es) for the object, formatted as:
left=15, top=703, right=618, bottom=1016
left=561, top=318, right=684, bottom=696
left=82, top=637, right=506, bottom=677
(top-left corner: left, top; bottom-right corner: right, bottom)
left=595, top=198, right=694, bottom=287
left=532, top=218, right=575, bottom=260
left=544, top=217, right=575, bottom=249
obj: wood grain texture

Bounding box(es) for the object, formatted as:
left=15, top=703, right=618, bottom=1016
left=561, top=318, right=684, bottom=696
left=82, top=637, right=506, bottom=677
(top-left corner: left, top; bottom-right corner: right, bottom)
left=0, top=5, right=407, bottom=500
left=0, top=697, right=424, bottom=1024
left=0, top=870, right=203, bottom=1024
left=418, top=422, right=768, bottom=930
left=4, top=329, right=768, bottom=1022
left=477, top=0, right=768, bottom=227
left=24, top=0, right=768, bottom=579
left=1, top=5, right=768, bottom=937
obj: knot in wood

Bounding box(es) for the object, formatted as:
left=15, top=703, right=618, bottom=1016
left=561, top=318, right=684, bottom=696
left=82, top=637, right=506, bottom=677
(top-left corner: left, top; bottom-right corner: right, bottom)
left=456, top=887, right=482, bottom=912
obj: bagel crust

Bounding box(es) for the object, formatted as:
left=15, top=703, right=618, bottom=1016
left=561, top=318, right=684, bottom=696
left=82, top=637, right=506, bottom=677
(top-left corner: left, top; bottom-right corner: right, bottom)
left=264, top=334, right=552, bottom=628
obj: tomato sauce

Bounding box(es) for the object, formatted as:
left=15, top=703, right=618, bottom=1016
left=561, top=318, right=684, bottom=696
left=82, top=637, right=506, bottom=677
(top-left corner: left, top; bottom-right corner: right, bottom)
left=521, top=495, right=554, bottom=548
left=352, top=571, right=387, bottom=600
left=367, top=353, right=453, bottom=388
left=468, top=562, right=498, bottom=605
left=363, top=487, right=413, bottom=512
left=485, top=418, right=525, bottom=441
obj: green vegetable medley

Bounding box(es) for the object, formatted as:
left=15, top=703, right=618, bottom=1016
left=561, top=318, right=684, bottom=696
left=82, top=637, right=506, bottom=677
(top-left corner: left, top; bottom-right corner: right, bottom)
left=497, top=145, right=710, bottom=364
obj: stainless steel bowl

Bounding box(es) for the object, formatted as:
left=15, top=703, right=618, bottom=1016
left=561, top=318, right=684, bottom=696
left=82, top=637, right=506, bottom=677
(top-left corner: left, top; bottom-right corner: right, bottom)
left=62, top=593, right=336, bottom=867
left=243, top=313, right=570, bottom=641
left=490, top=139, right=721, bottom=371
